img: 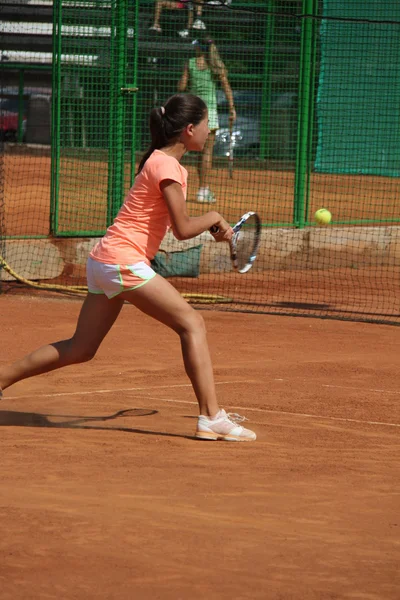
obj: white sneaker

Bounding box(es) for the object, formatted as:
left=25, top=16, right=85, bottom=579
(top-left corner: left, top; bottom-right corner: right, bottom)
left=196, top=409, right=256, bottom=441
left=149, top=25, right=162, bottom=33
left=192, top=18, right=206, bottom=30
left=178, top=28, right=190, bottom=38
left=197, top=188, right=216, bottom=203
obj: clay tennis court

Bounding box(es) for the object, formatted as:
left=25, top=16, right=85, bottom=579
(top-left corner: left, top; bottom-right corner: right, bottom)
left=0, top=292, right=399, bottom=599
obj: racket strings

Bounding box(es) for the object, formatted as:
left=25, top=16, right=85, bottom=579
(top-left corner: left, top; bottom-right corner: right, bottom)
left=235, top=217, right=258, bottom=271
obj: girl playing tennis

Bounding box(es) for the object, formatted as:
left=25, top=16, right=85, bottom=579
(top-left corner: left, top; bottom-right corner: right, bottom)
left=0, top=93, right=256, bottom=442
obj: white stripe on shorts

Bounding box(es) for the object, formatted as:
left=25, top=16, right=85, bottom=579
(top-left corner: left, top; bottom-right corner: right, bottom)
left=86, top=257, right=156, bottom=298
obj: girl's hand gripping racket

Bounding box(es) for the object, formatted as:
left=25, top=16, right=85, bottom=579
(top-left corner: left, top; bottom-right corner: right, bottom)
left=210, top=211, right=261, bottom=274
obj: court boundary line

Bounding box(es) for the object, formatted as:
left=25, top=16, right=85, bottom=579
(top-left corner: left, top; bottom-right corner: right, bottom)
left=4, top=381, right=253, bottom=400
left=3, top=381, right=399, bottom=429
left=148, top=397, right=399, bottom=429
left=322, top=384, right=400, bottom=395
left=273, top=379, right=400, bottom=396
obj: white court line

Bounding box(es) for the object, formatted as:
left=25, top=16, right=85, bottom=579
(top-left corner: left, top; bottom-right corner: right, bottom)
left=322, top=384, right=400, bottom=395
left=4, top=381, right=254, bottom=401
left=140, top=397, right=400, bottom=429
left=4, top=381, right=399, bottom=429
left=274, top=378, right=400, bottom=396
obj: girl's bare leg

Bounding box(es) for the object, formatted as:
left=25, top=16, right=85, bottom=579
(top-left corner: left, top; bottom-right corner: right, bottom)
left=121, top=275, right=219, bottom=417
left=153, top=0, right=181, bottom=27
left=195, top=0, right=203, bottom=18
left=187, top=4, right=194, bottom=29
left=0, top=294, right=124, bottom=391
left=198, top=130, right=216, bottom=189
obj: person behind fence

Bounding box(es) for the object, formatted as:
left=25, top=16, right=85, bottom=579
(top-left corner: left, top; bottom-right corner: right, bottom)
left=0, top=93, right=256, bottom=443
left=149, top=0, right=206, bottom=38
left=178, top=38, right=236, bottom=203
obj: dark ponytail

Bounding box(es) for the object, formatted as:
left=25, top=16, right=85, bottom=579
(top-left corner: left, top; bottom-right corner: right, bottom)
left=137, top=93, right=207, bottom=173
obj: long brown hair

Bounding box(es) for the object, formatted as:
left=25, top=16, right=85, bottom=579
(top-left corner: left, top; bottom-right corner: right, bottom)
left=193, top=38, right=227, bottom=79
left=137, top=93, right=207, bottom=173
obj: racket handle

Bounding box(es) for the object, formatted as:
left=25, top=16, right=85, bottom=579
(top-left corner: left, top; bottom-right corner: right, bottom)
left=210, top=225, right=219, bottom=234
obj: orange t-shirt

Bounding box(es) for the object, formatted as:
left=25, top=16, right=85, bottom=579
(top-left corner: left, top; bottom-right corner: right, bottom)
left=90, top=150, right=188, bottom=265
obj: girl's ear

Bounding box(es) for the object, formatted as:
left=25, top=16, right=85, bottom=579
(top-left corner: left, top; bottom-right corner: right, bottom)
left=185, top=123, right=195, bottom=137
left=180, top=123, right=194, bottom=146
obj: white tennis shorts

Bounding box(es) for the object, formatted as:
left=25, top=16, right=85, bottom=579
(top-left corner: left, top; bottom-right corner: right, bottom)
left=86, top=257, right=157, bottom=298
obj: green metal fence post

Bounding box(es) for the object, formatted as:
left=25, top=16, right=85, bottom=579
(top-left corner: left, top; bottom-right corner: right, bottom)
left=305, top=0, right=318, bottom=224
left=260, top=0, right=275, bottom=161
left=293, top=0, right=317, bottom=228
left=108, top=0, right=127, bottom=225
left=50, top=0, right=62, bottom=235
left=130, top=0, right=139, bottom=187
left=17, top=70, right=25, bottom=143
left=107, top=3, right=116, bottom=227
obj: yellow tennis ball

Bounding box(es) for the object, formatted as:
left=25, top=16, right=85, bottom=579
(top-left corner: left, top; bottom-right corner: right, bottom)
left=314, top=208, right=332, bottom=225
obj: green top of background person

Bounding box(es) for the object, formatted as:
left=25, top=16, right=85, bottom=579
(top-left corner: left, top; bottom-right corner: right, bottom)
left=178, top=38, right=236, bottom=204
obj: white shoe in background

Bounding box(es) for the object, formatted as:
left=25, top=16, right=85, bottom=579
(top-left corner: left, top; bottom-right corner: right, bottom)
left=178, top=28, right=190, bottom=38
left=197, top=188, right=216, bottom=203
left=192, top=18, right=206, bottom=30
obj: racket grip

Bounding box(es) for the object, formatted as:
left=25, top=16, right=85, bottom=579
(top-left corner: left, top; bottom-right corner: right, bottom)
left=210, top=225, right=219, bottom=234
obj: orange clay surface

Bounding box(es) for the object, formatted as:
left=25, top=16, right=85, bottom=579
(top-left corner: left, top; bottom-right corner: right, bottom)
left=0, top=293, right=399, bottom=599
left=4, top=153, right=400, bottom=235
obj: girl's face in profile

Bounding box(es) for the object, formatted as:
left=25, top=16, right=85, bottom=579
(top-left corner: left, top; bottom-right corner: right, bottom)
left=190, top=112, right=210, bottom=151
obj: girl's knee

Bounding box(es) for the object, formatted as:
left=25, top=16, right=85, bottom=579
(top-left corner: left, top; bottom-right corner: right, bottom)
left=67, top=339, right=97, bottom=364
left=75, top=349, right=97, bottom=364
left=179, top=310, right=206, bottom=336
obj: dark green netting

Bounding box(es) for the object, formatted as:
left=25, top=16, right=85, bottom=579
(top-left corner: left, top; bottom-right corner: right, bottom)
left=315, top=1, right=400, bottom=176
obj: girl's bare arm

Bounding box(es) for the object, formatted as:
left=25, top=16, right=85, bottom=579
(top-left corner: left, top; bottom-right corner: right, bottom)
left=177, top=63, right=189, bottom=92
left=161, top=180, right=232, bottom=241
left=219, top=72, right=236, bottom=124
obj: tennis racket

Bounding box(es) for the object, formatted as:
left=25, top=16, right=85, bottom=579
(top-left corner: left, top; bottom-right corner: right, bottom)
left=228, top=123, right=234, bottom=179
left=210, top=211, right=261, bottom=274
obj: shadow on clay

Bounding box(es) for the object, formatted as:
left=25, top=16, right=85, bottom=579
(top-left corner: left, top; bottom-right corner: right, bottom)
left=0, top=407, right=198, bottom=440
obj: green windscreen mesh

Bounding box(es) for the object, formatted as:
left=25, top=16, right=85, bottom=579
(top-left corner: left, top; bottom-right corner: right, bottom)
left=0, top=1, right=399, bottom=325
left=315, top=1, right=400, bottom=176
